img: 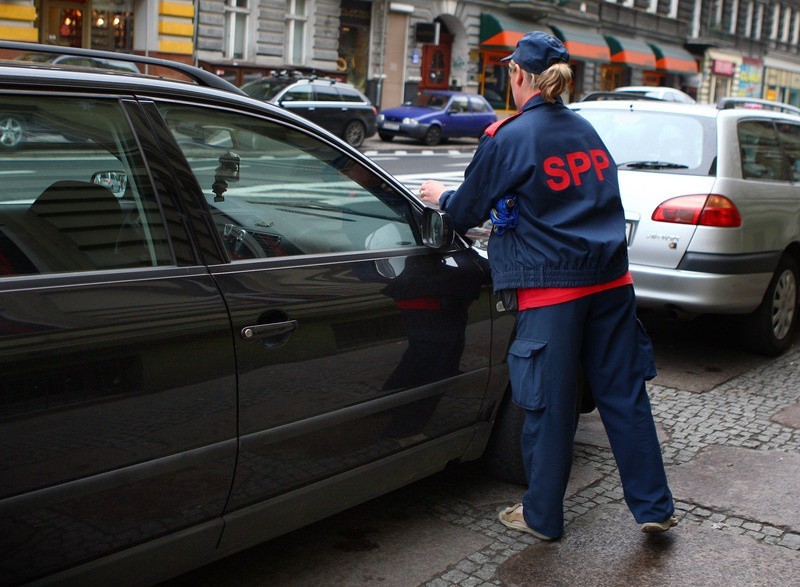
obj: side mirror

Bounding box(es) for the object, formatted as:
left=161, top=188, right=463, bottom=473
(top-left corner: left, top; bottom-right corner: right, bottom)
left=92, top=171, right=128, bottom=198
left=421, top=207, right=455, bottom=249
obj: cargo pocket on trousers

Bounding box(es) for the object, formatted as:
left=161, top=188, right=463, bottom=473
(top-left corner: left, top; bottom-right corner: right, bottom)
left=508, top=337, right=547, bottom=410
left=636, top=318, right=658, bottom=381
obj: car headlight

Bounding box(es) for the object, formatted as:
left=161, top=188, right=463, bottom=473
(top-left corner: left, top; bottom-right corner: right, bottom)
left=402, top=118, right=419, bottom=126
left=377, top=114, right=385, bottom=124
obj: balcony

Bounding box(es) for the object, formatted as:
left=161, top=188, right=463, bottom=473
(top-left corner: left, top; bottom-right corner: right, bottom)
left=599, top=3, right=688, bottom=39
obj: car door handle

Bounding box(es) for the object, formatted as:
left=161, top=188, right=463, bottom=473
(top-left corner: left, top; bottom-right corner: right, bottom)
left=241, top=320, right=299, bottom=341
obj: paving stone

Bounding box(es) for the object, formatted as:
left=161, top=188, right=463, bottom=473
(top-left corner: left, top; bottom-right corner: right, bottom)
left=666, top=445, right=800, bottom=532
left=497, top=505, right=800, bottom=587
left=772, top=398, right=800, bottom=429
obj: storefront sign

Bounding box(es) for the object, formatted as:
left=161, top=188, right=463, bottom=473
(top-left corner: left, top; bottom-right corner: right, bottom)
left=713, top=60, right=735, bottom=76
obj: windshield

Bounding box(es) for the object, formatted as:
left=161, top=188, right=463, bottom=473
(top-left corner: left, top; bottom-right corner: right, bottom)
left=574, top=108, right=717, bottom=176
left=407, top=93, right=448, bottom=110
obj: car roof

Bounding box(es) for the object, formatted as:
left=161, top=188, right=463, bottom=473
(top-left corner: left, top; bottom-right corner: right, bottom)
left=570, top=97, right=800, bottom=122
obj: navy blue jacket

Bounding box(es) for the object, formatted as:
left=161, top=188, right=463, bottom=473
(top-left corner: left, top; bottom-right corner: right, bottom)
left=439, top=94, right=629, bottom=292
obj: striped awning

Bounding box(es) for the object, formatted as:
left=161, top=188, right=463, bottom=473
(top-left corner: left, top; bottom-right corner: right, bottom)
left=549, top=24, right=610, bottom=63
left=479, top=13, right=540, bottom=49
left=649, top=42, right=698, bottom=74
left=604, top=34, right=657, bottom=69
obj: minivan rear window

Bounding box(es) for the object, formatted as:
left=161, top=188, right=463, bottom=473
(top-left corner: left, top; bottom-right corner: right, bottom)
left=575, top=108, right=717, bottom=176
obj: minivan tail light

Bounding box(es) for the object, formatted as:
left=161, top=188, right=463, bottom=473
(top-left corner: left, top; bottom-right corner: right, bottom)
left=652, top=195, right=742, bottom=227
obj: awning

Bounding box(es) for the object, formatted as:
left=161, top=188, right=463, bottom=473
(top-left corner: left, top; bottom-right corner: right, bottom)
left=649, top=42, right=698, bottom=74
left=549, top=24, right=610, bottom=63
left=480, top=13, right=541, bottom=49
left=604, top=34, right=657, bottom=69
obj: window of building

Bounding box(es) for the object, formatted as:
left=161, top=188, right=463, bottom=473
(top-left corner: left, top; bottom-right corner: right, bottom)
left=224, top=0, right=249, bottom=59
left=782, top=6, right=792, bottom=42
left=755, top=3, right=765, bottom=39
left=793, top=11, right=800, bottom=44
left=745, top=1, right=754, bottom=37
left=730, top=0, right=740, bottom=33
left=668, top=0, right=679, bottom=18
left=286, top=0, right=308, bottom=64
left=771, top=4, right=781, bottom=40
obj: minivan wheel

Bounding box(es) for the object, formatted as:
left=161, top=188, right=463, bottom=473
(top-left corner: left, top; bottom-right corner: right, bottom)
left=343, top=121, right=366, bottom=148
left=421, top=126, right=442, bottom=146
left=738, top=254, right=799, bottom=356
left=0, top=115, right=25, bottom=149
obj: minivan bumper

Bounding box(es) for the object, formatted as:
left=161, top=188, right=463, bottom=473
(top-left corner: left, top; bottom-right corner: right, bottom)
left=631, top=264, right=772, bottom=315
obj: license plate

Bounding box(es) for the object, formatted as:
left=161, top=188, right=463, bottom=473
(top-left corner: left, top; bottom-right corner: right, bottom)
left=625, top=221, right=633, bottom=245
left=383, top=122, right=400, bottom=131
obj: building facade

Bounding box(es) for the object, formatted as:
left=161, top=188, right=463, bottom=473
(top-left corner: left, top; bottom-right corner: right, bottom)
left=0, top=0, right=799, bottom=109
left=0, top=0, right=195, bottom=63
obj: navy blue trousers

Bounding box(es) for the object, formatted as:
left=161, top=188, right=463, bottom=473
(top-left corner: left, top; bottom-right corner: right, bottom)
left=507, top=285, right=674, bottom=539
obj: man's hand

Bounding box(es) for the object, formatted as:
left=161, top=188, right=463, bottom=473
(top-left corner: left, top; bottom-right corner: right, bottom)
left=418, top=180, right=448, bottom=207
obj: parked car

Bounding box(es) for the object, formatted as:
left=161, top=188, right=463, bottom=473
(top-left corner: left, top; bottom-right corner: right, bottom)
left=570, top=97, right=800, bottom=355
left=0, top=52, right=140, bottom=149
left=377, top=91, right=498, bottom=146
left=614, top=86, right=696, bottom=104
left=580, top=90, right=666, bottom=102
left=240, top=75, right=377, bottom=147
left=0, top=41, right=528, bottom=585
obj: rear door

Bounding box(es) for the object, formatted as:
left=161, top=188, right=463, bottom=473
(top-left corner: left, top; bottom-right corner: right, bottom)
left=0, top=94, right=237, bottom=584
left=149, top=100, right=494, bottom=513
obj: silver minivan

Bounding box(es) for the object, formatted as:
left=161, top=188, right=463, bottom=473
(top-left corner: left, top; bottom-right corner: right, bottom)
left=571, top=98, right=800, bottom=355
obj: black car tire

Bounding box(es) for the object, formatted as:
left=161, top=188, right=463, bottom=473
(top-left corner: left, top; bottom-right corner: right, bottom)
left=738, top=253, right=799, bottom=356
left=485, top=372, right=591, bottom=486
left=0, top=115, right=25, bottom=149
left=378, top=132, right=394, bottom=142
left=343, top=120, right=366, bottom=148
left=421, top=126, right=442, bottom=146
left=484, top=391, right=527, bottom=485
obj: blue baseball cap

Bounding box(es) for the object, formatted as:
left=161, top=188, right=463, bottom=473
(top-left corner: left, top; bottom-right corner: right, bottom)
left=500, top=31, right=570, bottom=74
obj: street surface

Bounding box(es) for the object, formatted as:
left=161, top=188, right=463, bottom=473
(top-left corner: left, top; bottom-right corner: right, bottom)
left=161, top=142, right=800, bottom=586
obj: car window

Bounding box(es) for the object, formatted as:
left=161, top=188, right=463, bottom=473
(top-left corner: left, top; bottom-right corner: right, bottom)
left=314, top=85, right=342, bottom=102
left=281, top=84, right=313, bottom=102
left=0, top=95, right=171, bottom=277
left=739, top=120, right=788, bottom=181
left=776, top=122, right=800, bottom=182
left=156, top=103, right=420, bottom=259
left=338, top=88, right=364, bottom=103
left=469, top=97, right=492, bottom=113
left=575, top=108, right=713, bottom=175
left=410, top=93, right=447, bottom=109
left=449, top=97, right=468, bottom=113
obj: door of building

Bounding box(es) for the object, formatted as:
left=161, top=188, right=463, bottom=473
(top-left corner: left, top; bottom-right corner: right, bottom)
left=420, top=34, right=453, bottom=91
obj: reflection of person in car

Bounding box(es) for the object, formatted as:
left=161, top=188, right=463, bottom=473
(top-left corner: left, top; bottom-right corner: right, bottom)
left=419, top=32, right=675, bottom=541
left=375, top=254, right=479, bottom=445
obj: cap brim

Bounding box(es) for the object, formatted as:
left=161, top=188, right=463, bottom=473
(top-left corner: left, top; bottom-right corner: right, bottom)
left=500, top=55, right=513, bottom=62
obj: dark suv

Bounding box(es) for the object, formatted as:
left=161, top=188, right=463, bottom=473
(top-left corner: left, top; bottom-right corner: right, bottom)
left=0, top=42, right=521, bottom=585
left=241, top=75, right=377, bottom=148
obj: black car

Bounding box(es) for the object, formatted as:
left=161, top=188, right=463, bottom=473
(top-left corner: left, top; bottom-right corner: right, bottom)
left=0, top=42, right=524, bottom=585
left=241, top=75, right=377, bottom=148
